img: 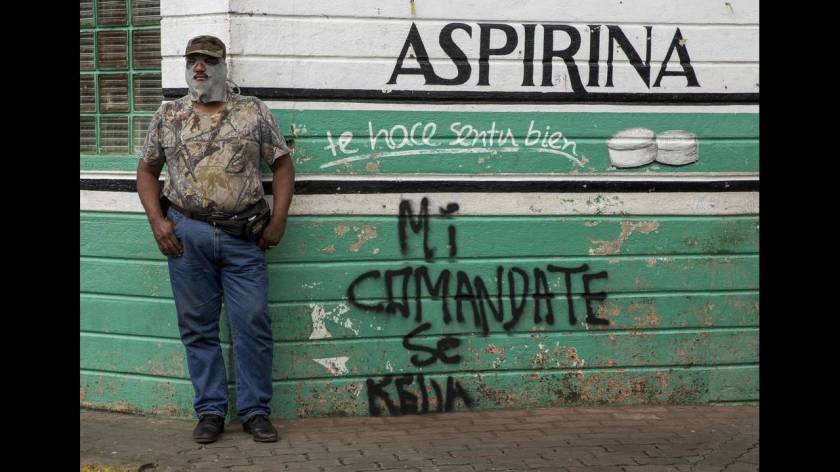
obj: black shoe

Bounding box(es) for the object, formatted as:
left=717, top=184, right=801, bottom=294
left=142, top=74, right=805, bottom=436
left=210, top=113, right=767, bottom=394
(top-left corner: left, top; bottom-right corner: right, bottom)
left=193, top=414, right=225, bottom=444
left=243, top=415, right=278, bottom=442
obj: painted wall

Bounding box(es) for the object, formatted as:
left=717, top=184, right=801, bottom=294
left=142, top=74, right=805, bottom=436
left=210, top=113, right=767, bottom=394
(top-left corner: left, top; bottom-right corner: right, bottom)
left=80, top=0, right=759, bottom=418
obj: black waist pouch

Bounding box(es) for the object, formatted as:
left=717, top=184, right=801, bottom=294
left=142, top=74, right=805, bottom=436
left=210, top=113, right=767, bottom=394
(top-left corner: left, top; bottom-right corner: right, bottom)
left=211, top=199, right=272, bottom=242
left=171, top=199, right=272, bottom=243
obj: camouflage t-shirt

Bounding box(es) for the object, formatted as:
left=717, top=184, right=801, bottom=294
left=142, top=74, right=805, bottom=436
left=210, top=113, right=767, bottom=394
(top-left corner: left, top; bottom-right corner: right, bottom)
left=140, top=94, right=291, bottom=214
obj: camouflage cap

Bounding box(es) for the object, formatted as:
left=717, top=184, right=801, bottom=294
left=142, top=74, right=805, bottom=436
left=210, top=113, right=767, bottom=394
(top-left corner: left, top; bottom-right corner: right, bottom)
left=184, top=35, right=226, bottom=58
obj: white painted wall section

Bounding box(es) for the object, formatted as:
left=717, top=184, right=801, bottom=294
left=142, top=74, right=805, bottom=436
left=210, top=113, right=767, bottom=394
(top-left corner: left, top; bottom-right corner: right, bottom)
left=160, top=0, right=759, bottom=95
left=81, top=191, right=760, bottom=216
left=227, top=0, right=759, bottom=24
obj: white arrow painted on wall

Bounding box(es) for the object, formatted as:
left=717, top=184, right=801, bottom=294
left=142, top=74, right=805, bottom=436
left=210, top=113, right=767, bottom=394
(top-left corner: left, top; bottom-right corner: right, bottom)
left=312, top=356, right=351, bottom=376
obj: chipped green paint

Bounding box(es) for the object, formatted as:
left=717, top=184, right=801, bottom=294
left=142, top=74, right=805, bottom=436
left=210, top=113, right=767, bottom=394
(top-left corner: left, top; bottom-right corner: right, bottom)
left=80, top=254, right=759, bottom=301
left=80, top=210, right=758, bottom=417
left=80, top=366, right=758, bottom=419
left=80, top=329, right=757, bottom=380
left=80, top=292, right=758, bottom=341
left=81, top=213, right=759, bottom=261
left=80, top=371, right=195, bottom=418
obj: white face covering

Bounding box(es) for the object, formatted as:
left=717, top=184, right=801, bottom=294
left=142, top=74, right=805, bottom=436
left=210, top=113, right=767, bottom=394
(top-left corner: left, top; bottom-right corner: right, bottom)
left=185, top=56, right=228, bottom=103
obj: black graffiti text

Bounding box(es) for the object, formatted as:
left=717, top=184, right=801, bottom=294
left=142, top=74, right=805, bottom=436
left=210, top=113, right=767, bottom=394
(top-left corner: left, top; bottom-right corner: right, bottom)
left=346, top=263, right=610, bottom=335
left=399, top=197, right=459, bottom=262
left=366, top=374, right=474, bottom=416
left=359, top=197, right=612, bottom=417
left=388, top=23, right=699, bottom=91
left=402, top=321, right=462, bottom=367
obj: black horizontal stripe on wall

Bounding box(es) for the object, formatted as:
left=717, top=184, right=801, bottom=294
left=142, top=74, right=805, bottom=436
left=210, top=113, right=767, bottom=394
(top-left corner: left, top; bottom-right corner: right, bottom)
left=163, top=88, right=759, bottom=104
left=81, top=178, right=759, bottom=194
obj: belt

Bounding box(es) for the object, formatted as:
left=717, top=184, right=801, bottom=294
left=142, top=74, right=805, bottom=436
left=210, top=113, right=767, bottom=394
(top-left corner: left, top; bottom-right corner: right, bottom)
left=169, top=202, right=232, bottom=224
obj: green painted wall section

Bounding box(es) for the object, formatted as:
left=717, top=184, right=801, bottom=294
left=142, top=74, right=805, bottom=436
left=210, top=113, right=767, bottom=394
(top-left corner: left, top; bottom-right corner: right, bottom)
left=80, top=292, right=758, bottom=341
left=80, top=211, right=758, bottom=418
left=80, top=365, right=757, bottom=419
left=81, top=213, right=759, bottom=261
left=81, top=329, right=757, bottom=380
left=80, top=110, right=758, bottom=173
left=80, top=255, right=758, bottom=300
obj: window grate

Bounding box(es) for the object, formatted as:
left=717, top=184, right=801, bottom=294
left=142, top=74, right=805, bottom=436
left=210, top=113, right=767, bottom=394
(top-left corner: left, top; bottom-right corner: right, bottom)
left=80, top=0, right=94, bottom=28
left=133, top=115, right=154, bottom=152
left=131, top=0, right=161, bottom=25
left=80, top=32, right=95, bottom=70
left=97, top=0, right=128, bottom=26
left=133, top=74, right=163, bottom=111
left=99, top=74, right=130, bottom=113
left=133, top=29, right=161, bottom=69
left=80, top=116, right=97, bottom=154
left=100, top=115, right=131, bottom=154
left=81, top=0, right=161, bottom=156
left=97, top=31, right=128, bottom=69
left=80, top=75, right=96, bottom=113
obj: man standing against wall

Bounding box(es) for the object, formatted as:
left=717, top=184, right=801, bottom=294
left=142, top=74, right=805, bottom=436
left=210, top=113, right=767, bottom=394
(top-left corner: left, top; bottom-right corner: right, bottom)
left=135, top=35, right=295, bottom=444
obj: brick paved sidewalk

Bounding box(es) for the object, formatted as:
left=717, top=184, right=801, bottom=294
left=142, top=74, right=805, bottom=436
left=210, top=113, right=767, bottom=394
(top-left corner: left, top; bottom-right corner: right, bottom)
left=80, top=405, right=758, bottom=472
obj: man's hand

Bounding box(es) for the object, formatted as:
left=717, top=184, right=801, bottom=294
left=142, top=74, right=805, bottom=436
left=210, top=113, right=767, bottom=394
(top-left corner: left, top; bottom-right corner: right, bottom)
left=260, top=154, right=295, bottom=251
left=137, top=160, right=183, bottom=257
left=150, top=216, right=183, bottom=257
left=258, top=219, right=287, bottom=250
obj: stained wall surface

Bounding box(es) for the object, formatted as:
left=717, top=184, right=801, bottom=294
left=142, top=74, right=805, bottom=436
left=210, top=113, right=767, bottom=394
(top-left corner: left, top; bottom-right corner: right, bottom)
left=80, top=0, right=759, bottom=418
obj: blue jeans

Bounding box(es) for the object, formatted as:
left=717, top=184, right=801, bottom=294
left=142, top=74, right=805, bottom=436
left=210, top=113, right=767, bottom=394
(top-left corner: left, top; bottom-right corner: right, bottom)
left=167, top=207, right=273, bottom=421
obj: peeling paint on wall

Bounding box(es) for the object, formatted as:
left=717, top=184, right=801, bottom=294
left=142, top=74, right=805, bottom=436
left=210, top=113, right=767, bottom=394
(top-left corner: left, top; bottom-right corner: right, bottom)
left=309, top=304, right=332, bottom=340
left=313, top=356, right=351, bottom=376
left=589, top=221, right=661, bottom=256
left=350, top=225, right=379, bottom=252
left=309, top=303, right=355, bottom=339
